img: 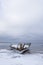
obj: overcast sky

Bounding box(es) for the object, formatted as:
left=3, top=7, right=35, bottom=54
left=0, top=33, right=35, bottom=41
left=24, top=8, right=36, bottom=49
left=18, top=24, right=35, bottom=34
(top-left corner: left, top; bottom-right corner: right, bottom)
left=0, top=0, right=43, bottom=37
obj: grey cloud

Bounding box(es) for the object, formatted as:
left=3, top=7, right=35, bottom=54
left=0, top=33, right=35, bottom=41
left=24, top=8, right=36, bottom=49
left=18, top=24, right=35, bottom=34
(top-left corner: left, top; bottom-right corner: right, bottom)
left=0, top=0, right=43, bottom=37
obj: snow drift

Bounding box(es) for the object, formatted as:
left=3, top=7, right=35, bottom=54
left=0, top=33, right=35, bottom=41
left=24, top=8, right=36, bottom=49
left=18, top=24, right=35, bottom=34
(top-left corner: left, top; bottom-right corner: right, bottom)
left=0, top=49, right=43, bottom=65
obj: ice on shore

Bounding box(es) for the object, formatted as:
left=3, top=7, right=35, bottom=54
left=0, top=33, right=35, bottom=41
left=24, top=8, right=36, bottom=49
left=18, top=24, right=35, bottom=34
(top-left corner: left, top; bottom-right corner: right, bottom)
left=0, top=49, right=43, bottom=65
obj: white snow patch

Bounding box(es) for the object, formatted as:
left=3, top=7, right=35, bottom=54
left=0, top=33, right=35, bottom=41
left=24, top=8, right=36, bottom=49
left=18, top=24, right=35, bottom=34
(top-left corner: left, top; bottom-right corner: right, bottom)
left=11, top=45, right=18, bottom=48
left=0, top=49, right=43, bottom=65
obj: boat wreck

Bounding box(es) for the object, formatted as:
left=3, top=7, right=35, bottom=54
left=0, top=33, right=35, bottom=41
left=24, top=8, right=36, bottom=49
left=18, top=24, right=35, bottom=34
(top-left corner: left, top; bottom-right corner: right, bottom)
left=10, top=43, right=31, bottom=54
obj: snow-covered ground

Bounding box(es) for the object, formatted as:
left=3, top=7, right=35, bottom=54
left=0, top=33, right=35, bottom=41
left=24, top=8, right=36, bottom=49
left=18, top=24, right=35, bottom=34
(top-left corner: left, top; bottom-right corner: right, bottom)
left=0, top=49, right=43, bottom=65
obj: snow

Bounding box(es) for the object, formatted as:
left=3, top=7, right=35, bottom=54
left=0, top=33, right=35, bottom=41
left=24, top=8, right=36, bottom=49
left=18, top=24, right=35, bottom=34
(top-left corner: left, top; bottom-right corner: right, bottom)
left=24, top=45, right=29, bottom=48
left=11, top=44, right=29, bottom=49
left=0, top=49, right=43, bottom=65
left=11, top=45, right=18, bottom=48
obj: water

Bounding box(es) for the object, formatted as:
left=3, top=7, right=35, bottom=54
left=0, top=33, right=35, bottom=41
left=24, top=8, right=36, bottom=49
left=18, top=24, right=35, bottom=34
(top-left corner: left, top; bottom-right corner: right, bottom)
left=0, top=42, right=43, bottom=54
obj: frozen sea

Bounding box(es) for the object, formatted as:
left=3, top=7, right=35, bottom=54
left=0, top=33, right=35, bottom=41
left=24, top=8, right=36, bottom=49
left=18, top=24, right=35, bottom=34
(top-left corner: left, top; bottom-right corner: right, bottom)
left=0, top=43, right=43, bottom=65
